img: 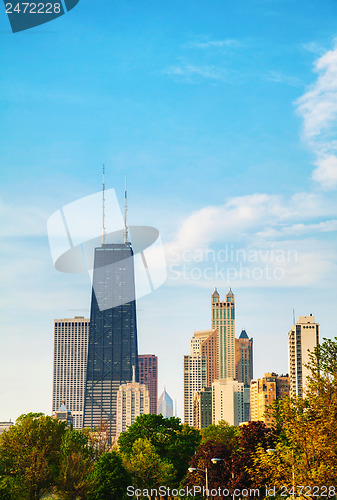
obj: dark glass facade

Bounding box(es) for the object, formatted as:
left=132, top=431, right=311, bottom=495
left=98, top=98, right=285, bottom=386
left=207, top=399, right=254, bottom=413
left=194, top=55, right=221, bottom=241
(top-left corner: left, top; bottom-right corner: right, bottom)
left=83, top=243, right=138, bottom=438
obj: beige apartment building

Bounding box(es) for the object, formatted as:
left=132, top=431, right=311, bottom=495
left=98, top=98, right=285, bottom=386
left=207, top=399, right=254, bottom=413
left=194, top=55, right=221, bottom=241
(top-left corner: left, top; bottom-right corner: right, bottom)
left=250, top=373, right=290, bottom=427
left=212, top=378, right=244, bottom=426
left=116, top=370, right=150, bottom=438
left=184, top=328, right=217, bottom=426
left=288, top=315, right=319, bottom=398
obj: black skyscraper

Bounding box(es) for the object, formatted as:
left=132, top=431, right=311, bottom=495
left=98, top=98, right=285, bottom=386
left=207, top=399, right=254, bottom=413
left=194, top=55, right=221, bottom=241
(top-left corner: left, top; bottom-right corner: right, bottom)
left=83, top=241, right=138, bottom=438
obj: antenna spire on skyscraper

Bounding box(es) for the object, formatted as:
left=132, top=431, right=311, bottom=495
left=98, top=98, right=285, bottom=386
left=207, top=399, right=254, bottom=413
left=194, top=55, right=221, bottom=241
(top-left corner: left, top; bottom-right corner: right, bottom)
left=124, top=174, right=128, bottom=243
left=101, top=165, right=106, bottom=246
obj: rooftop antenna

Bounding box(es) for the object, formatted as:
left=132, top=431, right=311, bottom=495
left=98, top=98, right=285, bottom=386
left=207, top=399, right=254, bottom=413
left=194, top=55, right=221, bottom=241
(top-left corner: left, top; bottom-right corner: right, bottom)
left=293, top=309, right=295, bottom=325
left=101, top=165, right=106, bottom=246
left=124, top=174, right=128, bottom=243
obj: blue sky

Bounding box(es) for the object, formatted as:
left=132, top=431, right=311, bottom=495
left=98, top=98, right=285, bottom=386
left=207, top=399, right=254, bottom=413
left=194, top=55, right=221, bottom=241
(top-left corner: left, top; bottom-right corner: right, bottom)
left=1, top=0, right=337, bottom=421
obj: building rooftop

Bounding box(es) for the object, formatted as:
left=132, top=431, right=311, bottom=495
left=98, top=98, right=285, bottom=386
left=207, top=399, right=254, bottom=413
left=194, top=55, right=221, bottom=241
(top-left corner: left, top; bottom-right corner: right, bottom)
left=239, top=329, right=249, bottom=339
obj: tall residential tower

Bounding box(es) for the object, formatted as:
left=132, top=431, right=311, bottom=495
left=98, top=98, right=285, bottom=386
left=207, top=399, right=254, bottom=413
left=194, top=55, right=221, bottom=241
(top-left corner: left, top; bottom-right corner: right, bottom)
left=211, top=288, right=235, bottom=379
left=288, top=315, right=319, bottom=398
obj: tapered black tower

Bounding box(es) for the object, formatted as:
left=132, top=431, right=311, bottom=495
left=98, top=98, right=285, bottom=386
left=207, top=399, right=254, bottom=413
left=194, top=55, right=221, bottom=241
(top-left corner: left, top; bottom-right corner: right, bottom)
left=83, top=241, right=138, bottom=438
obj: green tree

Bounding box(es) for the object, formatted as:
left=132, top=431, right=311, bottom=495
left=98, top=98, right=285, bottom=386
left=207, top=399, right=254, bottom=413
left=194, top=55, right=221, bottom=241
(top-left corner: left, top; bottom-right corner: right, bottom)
left=0, top=413, right=67, bottom=500
left=124, top=438, right=175, bottom=494
left=118, top=414, right=201, bottom=484
left=201, top=420, right=238, bottom=446
left=92, top=451, right=131, bottom=500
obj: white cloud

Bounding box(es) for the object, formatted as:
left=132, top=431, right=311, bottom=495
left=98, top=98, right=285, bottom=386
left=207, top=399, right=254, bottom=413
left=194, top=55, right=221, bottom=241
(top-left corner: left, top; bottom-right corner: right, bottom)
left=165, top=192, right=337, bottom=288
left=312, top=154, right=337, bottom=189
left=296, top=44, right=337, bottom=189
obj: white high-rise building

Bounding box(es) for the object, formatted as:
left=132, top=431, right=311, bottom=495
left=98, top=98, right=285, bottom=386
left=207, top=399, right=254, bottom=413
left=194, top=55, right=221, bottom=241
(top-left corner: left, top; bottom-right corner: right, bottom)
left=183, top=355, right=207, bottom=426
left=157, top=387, right=174, bottom=418
left=212, top=378, right=244, bottom=426
left=116, top=370, right=150, bottom=438
left=52, top=317, right=89, bottom=429
left=288, top=315, right=319, bottom=398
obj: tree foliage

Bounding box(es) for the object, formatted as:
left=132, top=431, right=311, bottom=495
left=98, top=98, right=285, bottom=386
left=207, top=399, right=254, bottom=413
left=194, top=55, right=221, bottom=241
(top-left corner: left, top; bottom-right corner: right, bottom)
left=118, top=414, right=201, bottom=483
left=0, top=413, right=67, bottom=499
left=123, top=438, right=175, bottom=492
left=92, top=451, right=131, bottom=500
left=252, top=338, right=337, bottom=491
left=56, top=428, right=96, bottom=500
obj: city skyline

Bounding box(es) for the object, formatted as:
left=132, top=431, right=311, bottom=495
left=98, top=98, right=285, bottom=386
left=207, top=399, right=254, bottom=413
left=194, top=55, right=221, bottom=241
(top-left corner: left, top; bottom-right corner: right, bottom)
left=2, top=0, right=337, bottom=421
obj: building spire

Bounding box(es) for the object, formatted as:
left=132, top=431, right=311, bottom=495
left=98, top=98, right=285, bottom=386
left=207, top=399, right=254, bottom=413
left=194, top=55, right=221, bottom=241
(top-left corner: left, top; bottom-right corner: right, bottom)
left=124, top=174, right=128, bottom=243
left=101, top=165, right=106, bottom=246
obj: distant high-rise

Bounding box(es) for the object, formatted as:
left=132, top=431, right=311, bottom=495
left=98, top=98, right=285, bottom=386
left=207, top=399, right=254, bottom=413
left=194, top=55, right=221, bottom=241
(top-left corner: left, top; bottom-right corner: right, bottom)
left=52, top=317, right=89, bottom=429
left=183, top=355, right=207, bottom=426
left=212, top=378, right=244, bottom=426
left=138, top=354, right=158, bottom=414
left=235, top=329, right=253, bottom=421
left=116, top=369, right=150, bottom=438
left=158, top=387, right=174, bottom=418
left=190, top=329, right=217, bottom=388
left=193, top=387, right=212, bottom=429
left=288, top=315, right=319, bottom=398
left=250, top=373, right=290, bottom=427
left=235, top=330, right=253, bottom=386
left=83, top=242, right=139, bottom=438
left=53, top=401, right=73, bottom=427
left=211, top=288, right=235, bottom=379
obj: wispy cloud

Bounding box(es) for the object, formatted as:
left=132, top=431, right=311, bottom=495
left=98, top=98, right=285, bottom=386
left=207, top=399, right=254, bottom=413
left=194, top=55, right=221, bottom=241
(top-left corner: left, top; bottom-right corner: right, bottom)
left=183, top=39, right=242, bottom=50
left=296, top=43, right=337, bottom=189
left=265, top=70, right=303, bottom=88
left=162, top=64, right=228, bottom=83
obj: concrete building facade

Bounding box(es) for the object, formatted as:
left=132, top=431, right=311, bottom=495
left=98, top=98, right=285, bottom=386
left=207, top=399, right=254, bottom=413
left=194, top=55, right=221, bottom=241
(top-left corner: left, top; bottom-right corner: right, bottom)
left=138, top=354, right=158, bottom=414
left=288, top=315, right=319, bottom=398
left=250, top=373, right=290, bottom=427
left=52, top=316, right=89, bottom=429
left=212, top=378, right=244, bottom=426
left=116, top=375, right=150, bottom=438
left=183, top=355, right=207, bottom=426
left=193, top=387, right=212, bottom=429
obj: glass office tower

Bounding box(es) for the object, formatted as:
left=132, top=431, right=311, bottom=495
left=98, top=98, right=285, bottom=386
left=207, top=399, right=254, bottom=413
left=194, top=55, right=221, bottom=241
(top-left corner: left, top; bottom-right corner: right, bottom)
left=83, top=242, right=138, bottom=439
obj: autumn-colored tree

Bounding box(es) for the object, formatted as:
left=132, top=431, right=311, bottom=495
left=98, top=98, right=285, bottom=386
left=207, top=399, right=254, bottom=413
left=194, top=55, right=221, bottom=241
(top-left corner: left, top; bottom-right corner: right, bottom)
left=184, top=440, right=232, bottom=500
left=56, top=428, right=96, bottom=500
left=232, top=421, right=275, bottom=493
left=252, top=338, right=337, bottom=491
